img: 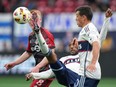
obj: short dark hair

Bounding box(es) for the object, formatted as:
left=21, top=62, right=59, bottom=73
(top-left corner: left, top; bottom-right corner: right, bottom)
left=75, top=6, right=93, bottom=21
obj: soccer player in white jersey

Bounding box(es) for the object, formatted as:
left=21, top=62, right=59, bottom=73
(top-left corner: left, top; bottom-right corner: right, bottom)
left=26, top=8, right=112, bottom=83
left=75, top=6, right=112, bottom=87
left=76, top=6, right=101, bottom=86
left=26, top=54, right=80, bottom=80
left=26, top=7, right=112, bottom=87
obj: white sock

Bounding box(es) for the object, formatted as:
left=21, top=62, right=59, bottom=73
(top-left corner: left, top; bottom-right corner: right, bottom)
left=31, top=69, right=54, bottom=79
left=35, top=31, right=49, bottom=54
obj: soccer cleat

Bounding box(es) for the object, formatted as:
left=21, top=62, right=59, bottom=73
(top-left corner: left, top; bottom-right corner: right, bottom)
left=34, top=22, right=40, bottom=33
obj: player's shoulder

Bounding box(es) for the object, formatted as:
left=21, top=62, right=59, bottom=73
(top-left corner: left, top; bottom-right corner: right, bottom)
left=83, top=23, right=97, bottom=33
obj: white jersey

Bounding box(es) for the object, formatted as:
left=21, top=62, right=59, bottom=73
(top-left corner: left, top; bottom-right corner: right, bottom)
left=31, top=54, right=80, bottom=79
left=78, top=22, right=101, bottom=79
left=60, top=54, right=80, bottom=74
left=31, top=18, right=110, bottom=80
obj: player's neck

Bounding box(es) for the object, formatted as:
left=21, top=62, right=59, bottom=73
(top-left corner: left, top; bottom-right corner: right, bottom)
left=82, top=21, right=91, bottom=28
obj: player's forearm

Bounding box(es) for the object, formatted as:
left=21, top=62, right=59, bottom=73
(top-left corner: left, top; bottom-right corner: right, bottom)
left=36, top=57, right=49, bottom=69
left=91, top=42, right=100, bottom=64
left=13, top=51, right=32, bottom=65
left=100, top=17, right=110, bottom=44
left=31, top=69, right=55, bottom=79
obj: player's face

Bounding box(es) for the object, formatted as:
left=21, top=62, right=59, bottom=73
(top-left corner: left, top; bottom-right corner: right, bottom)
left=69, top=44, right=78, bottom=54
left=69, top=40, right=78, bottom=54
left=29, top=11, right=42, bottom=29
left=75, top=11, right=84, bottom=27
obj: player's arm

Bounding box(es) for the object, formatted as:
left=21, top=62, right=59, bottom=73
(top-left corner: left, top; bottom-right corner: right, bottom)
left=100, top=8, right=112, bottom=44
left=26, top=69, right=55, bottom=80
left=87, top=41, right=100, bottom=72
left=31, top=49, right=55, bottom=72
left=31, top=57, right=48, bottom=72
left=69, top=38, right=78, bottom=54
left=85, top=26, right=101, bottom=72
left=87, top=9, right=113, bottom=71
left=4, top=51, right=32, bottom=70
left=12, top=51, right=32, bottom=64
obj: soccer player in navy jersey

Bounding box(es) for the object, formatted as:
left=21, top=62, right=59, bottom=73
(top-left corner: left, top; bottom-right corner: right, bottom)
left=4, top=10, right=55, bottom=87
left=28, top=7, right=112, bottom=87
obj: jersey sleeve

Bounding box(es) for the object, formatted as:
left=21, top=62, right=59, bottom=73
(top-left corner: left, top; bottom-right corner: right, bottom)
left=88, top=31, right=99, bottom=44
left=84, top=25, right=100, bottom=45
left=100, top=17, right=110, bottom=44
left=42, top=28, right=55, bottom=49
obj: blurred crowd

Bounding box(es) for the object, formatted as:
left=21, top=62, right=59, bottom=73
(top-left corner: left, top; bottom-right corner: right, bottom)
left=0, top=0, right=115, bottom=53
left=0, top=0, right=115, bottom=14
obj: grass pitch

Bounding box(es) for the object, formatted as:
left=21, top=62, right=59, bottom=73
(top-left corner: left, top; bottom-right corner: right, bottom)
left=0, top=75, right=116, bottom=87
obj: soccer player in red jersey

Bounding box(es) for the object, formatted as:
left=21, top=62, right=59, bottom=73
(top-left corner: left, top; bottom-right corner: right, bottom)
left=4, top=10, right=55, bottom=87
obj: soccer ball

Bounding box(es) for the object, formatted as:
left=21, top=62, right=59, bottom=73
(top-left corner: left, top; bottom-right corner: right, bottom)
left=13, top=7, right=31, bottom=24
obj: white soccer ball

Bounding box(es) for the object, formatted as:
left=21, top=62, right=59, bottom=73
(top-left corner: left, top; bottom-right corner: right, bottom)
left=13, top=7, right=31, bottom=24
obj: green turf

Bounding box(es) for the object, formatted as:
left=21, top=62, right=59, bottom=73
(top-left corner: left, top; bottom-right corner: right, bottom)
left=0, top=75, right=116, bottom=87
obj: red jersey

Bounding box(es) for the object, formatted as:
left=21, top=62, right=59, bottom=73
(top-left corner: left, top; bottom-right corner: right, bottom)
left=26, top=27, right=55, bottom=67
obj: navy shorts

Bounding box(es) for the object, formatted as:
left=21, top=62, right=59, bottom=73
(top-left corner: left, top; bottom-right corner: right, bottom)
left=50, top=60, right=100, bottom=87
left=50, top=60, right=80, bottom=86
left=78, top=76, right=100, bottom=87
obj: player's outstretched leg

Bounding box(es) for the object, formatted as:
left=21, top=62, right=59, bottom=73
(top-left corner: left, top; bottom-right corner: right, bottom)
left=34, top=31, right=80, bottom=87
left=34, top=30, right=57, bottom=63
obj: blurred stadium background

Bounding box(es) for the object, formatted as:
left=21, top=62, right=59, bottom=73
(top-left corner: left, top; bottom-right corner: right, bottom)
left=0, top=0, right=116, bottom=87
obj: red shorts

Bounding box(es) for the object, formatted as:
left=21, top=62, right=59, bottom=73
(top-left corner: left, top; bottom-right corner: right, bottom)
left=30, top=79, right=53, bottom=87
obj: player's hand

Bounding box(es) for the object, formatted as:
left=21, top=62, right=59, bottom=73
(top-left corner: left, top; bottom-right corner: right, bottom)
left=31, top=66, right=40, bottom=72
left=69, top=38, right=78, bottom=54
left=105, top=8, right=113, bottom=18
left=4, top=62, right=15, bottom=71
left=86, top=64, right=96, bottom=72
left=25, top=73, right=32, bottom=81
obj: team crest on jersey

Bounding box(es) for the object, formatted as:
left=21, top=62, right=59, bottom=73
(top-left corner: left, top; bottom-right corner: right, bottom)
left=84, top=26, right=89, bottom=32
left=30, top=37, right=41, bottom=52
left=31, top=44, right=41, bottom=52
